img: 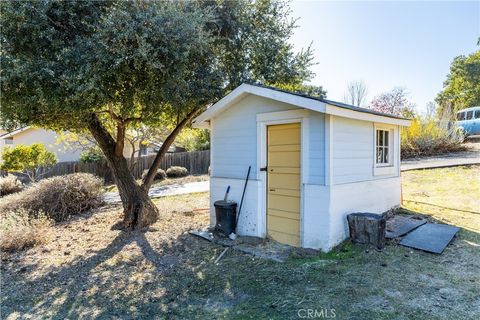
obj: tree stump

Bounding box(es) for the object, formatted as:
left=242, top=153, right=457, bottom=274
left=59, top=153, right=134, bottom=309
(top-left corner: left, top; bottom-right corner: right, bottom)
left=347, top=213, right=386, bottom=249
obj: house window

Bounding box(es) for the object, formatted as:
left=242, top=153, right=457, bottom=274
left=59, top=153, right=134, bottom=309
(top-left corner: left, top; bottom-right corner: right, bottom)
left=376, top=129, right=391, bottom=166
left=4, top=138, right=13, bottom=145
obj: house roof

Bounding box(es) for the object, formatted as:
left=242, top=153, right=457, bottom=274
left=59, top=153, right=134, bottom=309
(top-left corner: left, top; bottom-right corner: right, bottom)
left=0, top=126, right=31, bottom=139
left=193, top=83, right=411, bottom=128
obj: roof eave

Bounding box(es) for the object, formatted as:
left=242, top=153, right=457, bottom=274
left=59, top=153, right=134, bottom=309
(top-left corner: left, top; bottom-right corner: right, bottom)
left=325, top=104, right=412, bottom=126
left=192, top=83, right=412, bottom=128
left=0, top=126, right=31, bottom=139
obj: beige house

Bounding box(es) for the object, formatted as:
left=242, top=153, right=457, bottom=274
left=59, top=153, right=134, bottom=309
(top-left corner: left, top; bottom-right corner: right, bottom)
left=0, top=127, right=82, bottom=162
left=0, top=126, right=175, bottom=163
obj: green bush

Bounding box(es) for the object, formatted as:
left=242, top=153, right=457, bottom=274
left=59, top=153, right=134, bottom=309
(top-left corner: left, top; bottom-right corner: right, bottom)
left=0, top=143, right=57, bottom=182
left=0, top=173, right=104, bottom=221
left=142, top=169, right=166, bottom=181
left=166, top=166, right=189, bottom=178
left=0, top=175, right=23, bottom=197
left=80, top=146, right=106, bottom=163
left=401, top=115, right=465, bottom=158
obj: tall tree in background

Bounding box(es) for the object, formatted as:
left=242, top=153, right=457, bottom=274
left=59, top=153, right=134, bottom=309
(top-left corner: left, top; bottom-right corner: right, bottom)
left=436, top=49, right=480, bottom=116
left=369, top=88, right=415, bottom=118
left=0, top=0, right=316, bottom=229
left=343, top=80, right=368, bottom=107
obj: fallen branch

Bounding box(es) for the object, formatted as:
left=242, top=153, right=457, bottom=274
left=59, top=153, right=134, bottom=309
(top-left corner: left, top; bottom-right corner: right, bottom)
left=214, top=247, right=229, bottom=264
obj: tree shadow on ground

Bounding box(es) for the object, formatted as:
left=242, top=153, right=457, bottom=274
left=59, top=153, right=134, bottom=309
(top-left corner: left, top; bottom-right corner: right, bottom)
left=1, top=227, right=241, bottom=319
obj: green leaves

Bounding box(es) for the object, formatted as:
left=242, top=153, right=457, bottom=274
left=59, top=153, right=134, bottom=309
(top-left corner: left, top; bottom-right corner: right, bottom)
left=436, top=50, right=480, bottom=114
left=0, top=143, right=57, bottom=181
left=0, top=0, right=316, bottom=135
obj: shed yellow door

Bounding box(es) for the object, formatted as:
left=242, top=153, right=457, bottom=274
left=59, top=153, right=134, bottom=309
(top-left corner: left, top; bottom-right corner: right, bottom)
left=267, top=123, right=301, bottom=246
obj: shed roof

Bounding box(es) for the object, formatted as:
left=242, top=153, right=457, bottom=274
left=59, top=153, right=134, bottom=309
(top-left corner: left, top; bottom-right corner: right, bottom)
left=193, top=83, right=411, bottom=128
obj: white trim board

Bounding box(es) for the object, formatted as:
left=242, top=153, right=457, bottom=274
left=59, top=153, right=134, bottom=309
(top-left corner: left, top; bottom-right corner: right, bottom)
left=193, top=84, right=412, bottom=129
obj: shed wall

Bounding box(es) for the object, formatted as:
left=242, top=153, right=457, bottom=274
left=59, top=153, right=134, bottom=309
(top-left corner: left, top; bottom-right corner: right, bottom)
left=211, top=95, right=326, bottom=184
left=331, top=116, right=400, bottom=184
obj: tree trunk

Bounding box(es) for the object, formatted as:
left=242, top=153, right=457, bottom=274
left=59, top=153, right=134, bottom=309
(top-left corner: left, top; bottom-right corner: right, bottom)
left=87, top=114, right=158, bottom=229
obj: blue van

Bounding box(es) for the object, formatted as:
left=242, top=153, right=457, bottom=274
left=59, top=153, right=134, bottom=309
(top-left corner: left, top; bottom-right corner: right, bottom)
left=456, top=107, right=480, bottom=136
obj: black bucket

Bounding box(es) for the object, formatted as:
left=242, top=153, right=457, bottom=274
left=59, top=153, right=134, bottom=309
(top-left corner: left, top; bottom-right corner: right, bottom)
left=214, top=200, right=237, bottom=236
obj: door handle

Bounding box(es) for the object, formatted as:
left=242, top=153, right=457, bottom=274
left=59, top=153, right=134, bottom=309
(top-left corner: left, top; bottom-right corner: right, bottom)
left=269, top=189, right=276, bottom=192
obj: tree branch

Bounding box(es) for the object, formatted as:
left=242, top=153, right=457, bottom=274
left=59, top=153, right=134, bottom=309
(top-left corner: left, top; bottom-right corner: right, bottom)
left=141, top=108, right=202, bottom=190
left=115, top=123, right=126, bottom=157
left=86, top=113, right=117, bottom=156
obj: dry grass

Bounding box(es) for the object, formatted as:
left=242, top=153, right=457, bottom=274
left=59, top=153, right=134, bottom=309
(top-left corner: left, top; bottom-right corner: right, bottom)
left=0, top=173, right=104, bottom=221
left=0, top=209, right=53, bottom=252
left=1, top=167, right=479, bottom=319
left=401, top=115, right=467, bottom=159
left=402, top=165, right=480, bottom=233
left=142, top=168, right=166, bottom=181
left=166, top=166, right=189, bottom=178
left=0, top=175, right=23, bottom=197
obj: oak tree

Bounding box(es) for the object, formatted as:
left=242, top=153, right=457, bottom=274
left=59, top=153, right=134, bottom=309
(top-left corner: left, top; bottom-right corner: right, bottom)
left=1, top=0, right=316, bottom=228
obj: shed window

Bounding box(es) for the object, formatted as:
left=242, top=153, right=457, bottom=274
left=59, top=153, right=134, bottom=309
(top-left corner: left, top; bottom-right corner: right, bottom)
left=457, top=112, right=465, bottom=121
left=475, top=110, right=480, bottom=119
left=375, top=129, right=391, bottom=165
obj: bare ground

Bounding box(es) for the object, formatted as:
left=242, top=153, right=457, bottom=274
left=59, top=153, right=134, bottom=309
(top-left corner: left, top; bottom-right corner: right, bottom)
left=1, top=167, right=479, bottom=319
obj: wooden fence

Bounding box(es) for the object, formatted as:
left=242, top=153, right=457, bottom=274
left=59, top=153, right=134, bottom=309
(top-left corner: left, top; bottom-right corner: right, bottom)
left=35, top=150, right=210, bottom=184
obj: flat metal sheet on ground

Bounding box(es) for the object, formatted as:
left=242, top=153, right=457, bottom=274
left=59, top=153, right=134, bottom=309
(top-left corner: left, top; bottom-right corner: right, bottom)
left=399, top=223, right=460, bottom=254
left=386, top=215, right=427, bottom=239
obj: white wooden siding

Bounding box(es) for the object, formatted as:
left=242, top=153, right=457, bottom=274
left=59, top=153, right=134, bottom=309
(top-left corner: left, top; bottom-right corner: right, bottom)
left=211, top=95, right=298, bottom=179
left=331, top=116, right=399, bottom=184
left=211, top=95, right=326, bottom=184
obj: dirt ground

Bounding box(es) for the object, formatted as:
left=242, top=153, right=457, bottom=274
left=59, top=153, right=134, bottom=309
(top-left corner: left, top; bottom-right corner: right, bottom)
left=1, top=167, right=479, bottom=319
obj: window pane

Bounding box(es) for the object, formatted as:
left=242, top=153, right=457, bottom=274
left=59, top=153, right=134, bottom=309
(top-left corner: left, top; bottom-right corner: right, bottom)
left=475, top=110, right=480, bottom=119
left=384, top=147, right=389, bottom=163
left=466, top=111, right=473, bottom=120
left=376, top=130, right=380, bottom=147
left=457, top=112, right=465, bottom=121
left=376, top=147, right=383, bottom=163
left=384, top=131, right=389, bottom=146
left=378, top=130, right=383, bottom=146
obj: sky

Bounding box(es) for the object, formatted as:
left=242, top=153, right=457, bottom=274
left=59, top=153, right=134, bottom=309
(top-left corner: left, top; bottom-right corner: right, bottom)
left=289, top=0, right=480, bottom=112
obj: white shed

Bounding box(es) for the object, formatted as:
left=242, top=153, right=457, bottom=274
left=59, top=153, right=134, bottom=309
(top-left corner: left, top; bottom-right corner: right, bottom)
left=193, top=84, right=411, bottom=252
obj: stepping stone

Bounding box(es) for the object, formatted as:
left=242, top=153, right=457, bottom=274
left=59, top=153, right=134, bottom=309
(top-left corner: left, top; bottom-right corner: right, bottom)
left=386, top=215, right=427, bottom=239
left=399, top=223, right=460, bottom=254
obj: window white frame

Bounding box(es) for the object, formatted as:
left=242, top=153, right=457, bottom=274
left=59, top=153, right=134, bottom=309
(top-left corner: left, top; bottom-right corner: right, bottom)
left=373, top=124, right=397, bottom=176
left=375, top=128, right=392, bottom=167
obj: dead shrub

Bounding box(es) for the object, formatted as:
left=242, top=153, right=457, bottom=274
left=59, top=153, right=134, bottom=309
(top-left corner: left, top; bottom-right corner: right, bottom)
left=0, top=209, right=53, bottom=252
left=0, top=173, right=104, bottom=221
left=142, top=168, right=166, bottom=181
left=0, top=175, right=23, bottom=197
left=166, top=166, right=189, bottom=178
left=401, top=110, right=466, bottom=159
